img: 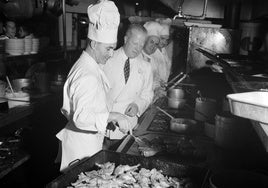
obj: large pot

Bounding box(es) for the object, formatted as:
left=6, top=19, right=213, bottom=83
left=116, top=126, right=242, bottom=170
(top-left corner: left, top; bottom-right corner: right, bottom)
left=167, top=97, right=186, bottom=109
left=11, top=78, right=32, bottom=92
left=167, top=87, right=185, bottom=99
left=209, top=170, right=268, bottom=188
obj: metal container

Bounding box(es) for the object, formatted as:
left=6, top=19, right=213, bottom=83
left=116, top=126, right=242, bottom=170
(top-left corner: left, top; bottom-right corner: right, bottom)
left=227, top=91, right=268, bottom=124
left=11, top=78, right=32, bottom=92
left=46, top=150, right=208, bottom=188
left=170, top=118, right=198, bottom=133
left=167, top=97, right=186, bottom=109
left=167, top=87, right=185, bottom=99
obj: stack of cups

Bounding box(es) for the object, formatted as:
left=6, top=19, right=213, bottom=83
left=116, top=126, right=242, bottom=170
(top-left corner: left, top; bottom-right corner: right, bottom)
left=31, top=38, right=39, bottom=54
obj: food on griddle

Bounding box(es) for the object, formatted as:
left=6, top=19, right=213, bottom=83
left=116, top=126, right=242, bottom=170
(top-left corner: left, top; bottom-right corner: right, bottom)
left=68, top=162, right=191, bottom=188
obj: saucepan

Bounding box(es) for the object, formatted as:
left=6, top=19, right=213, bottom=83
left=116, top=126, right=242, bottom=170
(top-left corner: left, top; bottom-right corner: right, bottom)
left=156, top=106, right=198, bottom=133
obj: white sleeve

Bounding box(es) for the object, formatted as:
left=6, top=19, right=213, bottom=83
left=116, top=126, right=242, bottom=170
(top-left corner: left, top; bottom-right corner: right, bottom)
left=70, top=75, right=109, bottom=133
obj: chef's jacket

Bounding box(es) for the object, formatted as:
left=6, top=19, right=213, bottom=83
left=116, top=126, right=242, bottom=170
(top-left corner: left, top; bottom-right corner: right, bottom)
left=151, top=47, right=172, bottom=86
left=56, top=51, right=111, bottom=171
left=104, top=48, right=154, bottom=139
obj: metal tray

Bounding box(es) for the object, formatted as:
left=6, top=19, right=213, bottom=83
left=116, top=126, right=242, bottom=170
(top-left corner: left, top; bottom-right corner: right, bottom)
left=46, top=150, right=208, bottom=188
left=227, top=91, right=268, bottom=124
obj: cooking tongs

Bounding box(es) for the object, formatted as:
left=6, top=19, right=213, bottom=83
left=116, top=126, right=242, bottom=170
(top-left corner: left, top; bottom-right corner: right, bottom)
left=166, top=72, right=187, bottom=90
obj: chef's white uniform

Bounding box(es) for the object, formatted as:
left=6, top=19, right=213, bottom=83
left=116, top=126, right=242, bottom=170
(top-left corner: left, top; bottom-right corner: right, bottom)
left=151, top=47, right=172, bottom=86
left=104, top=48, right=154, bottom=139
left=56, top=51, right=110, bottom=171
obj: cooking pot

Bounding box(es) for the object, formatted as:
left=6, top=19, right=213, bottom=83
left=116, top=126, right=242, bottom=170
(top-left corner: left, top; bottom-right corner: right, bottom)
left=170, top=118, right=198, bottom=133
left=209, top=170, right=268, bottom=188
left=11, top=78, right=32, bottom=92
left=167, top=87, right=185, bottom=99
left=167, top=97, right=186, bottom=109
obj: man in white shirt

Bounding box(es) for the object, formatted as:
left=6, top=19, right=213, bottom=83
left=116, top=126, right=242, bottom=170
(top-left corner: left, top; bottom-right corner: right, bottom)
left=56, top=0, right=131, bottom=171
left=103, top=24, right=154, bottom=146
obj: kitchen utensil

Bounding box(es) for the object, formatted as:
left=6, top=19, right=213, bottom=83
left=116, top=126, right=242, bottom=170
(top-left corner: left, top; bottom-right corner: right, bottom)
left=167, top=87, right=185, bottom=99
left=170, top=118, right=198, bottom=133
left=156, top=106, right=174, bottom=119
left=169, top=74, right=188, bottom=90
left=166, top=72, right=184, bottom=88
left=227, top=91, right=268, bottom=124
left=11, top=78, right=32, bottom=92
left=167, top=97, right=186, bottom=109
left=194, top=97, right=217, bottom=122
left=6, top=76, right=15, bottom=96
left=47, top=150, right=208, bottom=188
left=129, top=129, right=147, bottom=146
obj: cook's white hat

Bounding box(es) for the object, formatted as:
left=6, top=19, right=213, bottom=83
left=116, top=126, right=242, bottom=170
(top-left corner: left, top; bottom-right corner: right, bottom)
left=156, top=18, right=172, bottom=36
left=87, top=0, right=120, bottom=43
left=143, top=21, right=162, bottom=37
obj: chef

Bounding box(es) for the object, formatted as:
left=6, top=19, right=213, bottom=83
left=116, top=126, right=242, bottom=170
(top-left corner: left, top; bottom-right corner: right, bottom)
left=151, top=19, right=173, bottom=88
left=56, top=0, right=131, bottom=171
left=103, top=24, right=154, bottom=147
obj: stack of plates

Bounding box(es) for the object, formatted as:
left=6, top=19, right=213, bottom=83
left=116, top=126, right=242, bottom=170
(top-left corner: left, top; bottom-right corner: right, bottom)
left=24, top=38, right=32, bottom=54
left=31, top=38, right=39, bottom=54
left=5, top=39, right=24, bottom=55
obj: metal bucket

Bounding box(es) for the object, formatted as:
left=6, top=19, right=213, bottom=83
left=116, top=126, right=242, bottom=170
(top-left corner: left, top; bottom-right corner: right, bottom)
left=194, top=97, right=217, bottom=122
left=215, top=112, right=249, bottom=149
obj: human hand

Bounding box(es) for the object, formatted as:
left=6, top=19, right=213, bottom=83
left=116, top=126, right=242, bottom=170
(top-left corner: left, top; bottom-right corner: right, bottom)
left=109, top=112, right=131, bottom=134
left=124, top=103, right=139, bottom=117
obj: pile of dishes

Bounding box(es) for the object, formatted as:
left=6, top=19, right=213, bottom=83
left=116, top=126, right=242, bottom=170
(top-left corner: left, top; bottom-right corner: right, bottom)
left=5, top=39, right=24, bottom=55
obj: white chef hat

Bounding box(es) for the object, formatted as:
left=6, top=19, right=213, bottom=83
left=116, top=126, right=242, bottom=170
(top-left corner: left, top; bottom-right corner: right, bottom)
left=155, top=18, right=172, bottom=36
left=143, top=21, right=162, bottom=37
left=87, top=0, right=120, bottom=43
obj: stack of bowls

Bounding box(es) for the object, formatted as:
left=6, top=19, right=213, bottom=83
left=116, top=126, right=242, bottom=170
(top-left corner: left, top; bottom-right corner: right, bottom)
left=167, top=87, right=186, bottom=109
left=5, top=39, right=24, bottom=55
left=31, top=38, right=39, bottom=54
left=24, top=38, right=32, bottom=54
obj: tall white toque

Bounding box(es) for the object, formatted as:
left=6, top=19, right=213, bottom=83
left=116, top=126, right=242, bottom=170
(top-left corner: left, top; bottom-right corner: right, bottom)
left=143, top=21, right=162, bottom=37
left=87, top=0, right=120, bottom=43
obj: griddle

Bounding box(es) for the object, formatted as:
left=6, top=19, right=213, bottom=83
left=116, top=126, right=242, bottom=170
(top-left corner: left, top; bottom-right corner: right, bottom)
left=47, top=150, right=208, bottom=188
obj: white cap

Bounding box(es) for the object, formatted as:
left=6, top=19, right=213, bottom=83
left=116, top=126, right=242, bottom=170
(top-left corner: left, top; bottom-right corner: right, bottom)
left=143, top=21, right=162, bottom=37
left=87, top=0, right=120, bottom=43
left=159, top=24, right=170, bottom=36
left=156, top=18, right=172, bottom=36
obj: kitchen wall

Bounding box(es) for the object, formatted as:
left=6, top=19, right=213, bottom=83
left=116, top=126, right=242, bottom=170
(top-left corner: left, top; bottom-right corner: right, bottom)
left=60, top=0, right=256, bottom=48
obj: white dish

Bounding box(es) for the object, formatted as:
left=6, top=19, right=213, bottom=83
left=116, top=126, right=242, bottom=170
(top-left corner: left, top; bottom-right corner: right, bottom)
left=227, top=92, right=268, bottom=124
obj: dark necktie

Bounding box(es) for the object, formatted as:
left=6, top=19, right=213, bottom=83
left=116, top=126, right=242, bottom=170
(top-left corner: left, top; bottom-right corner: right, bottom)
left=124, top=58, right=130, bottom=83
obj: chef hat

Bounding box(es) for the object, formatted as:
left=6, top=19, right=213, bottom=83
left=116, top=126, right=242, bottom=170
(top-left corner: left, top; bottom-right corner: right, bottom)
left=143, top=21, right=162, bottom=37
left=87, top=0, right=120, bottom=43
left=159, top=24, right=170, bottom=36
left=155, top=18, right=172, bottom=36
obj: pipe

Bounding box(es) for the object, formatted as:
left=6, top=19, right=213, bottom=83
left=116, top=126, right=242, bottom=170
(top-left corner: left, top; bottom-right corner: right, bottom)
left=173, top=0, right=208, bottom=20
left=62, top=0, right=67, bottom=59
